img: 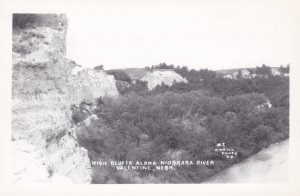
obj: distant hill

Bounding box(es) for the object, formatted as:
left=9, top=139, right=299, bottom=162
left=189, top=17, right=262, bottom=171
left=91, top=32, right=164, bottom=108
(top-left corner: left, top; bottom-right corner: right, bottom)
left=215, top=67, right=280, bottom=74
left=215, top=67, right=285, bottom=79
left=106, top=66, right=287, bottom=82
left=105, top=68, right=187, bottom=90
left=122, top=68, right=149, bottom=80
left=215, top=68, right=254, bottom=76
left=106, top=68, right=175, bottom=81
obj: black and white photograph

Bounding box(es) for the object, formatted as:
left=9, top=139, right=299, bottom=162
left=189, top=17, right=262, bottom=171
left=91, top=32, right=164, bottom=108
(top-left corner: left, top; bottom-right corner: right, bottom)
left=1, top=0, right=300, bottom=195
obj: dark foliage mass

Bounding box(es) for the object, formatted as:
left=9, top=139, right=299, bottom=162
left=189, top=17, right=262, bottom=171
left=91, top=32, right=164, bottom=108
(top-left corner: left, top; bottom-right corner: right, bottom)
left=106, top=70, right=132, bottom=83
left=13, top=14, right=66, bottom=29
left=116, top=79, right=148, bottom=95
left=72, top=64, right=289, bottom=183
left=13, top=14, right=41, bottom=28
left=94, top=65, right=104, bottom=70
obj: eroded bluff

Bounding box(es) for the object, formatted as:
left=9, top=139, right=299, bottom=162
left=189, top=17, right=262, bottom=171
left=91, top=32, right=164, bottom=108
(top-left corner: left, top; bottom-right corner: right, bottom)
left=12, top=14, right=118, bottom=183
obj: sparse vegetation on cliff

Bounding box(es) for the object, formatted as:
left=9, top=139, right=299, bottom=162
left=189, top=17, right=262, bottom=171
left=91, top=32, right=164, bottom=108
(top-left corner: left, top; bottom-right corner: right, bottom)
left=12, top=14, right=92, bottom=183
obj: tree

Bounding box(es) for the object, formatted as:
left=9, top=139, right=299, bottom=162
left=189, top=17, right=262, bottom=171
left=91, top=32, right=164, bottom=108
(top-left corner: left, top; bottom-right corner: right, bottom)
left=226, top=93, right=268, bottom=113
left=123, top=80, right=148, bottom=94
left=279, top=64, right=289, bottom=74
left=255, top=64, right=272, bottom=77
left=152, top=63, right=174, bottom=70
left=94, top=65, right=104, bottom=70
left=106, top=70, right=132, bottom=83
left=250, top=125, right=273, bottom=148
left=247, top=68, right=255, bottom=75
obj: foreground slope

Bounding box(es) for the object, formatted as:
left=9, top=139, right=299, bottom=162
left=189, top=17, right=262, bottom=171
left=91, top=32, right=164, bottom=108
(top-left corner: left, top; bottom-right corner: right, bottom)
left=205, top=139, right=288, bottom=183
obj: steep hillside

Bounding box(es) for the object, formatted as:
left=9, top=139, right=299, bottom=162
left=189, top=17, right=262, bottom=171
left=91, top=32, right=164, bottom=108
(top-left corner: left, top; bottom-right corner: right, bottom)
left=71, top=67, right=118, bottom=104
left=12, top=14, right=118, bottom=183
left=215, top=68, right=254, bottom=75
left=106, top=68, right=188, bottom=91
left=215, top=67, right=288, bottom=79
left=122, top=68, right=149, bottom=81
left=140, top=70, right=188, bottom=90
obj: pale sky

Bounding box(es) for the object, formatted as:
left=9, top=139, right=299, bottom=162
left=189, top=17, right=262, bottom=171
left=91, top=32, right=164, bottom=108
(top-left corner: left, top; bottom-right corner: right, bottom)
left=65, top=0, right=299, bottom=70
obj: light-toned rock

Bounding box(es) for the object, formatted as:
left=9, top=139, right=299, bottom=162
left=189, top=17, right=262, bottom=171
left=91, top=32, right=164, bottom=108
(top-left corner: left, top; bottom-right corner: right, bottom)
left=11, top=14, right=116, bottom=184
left=141, top=70, right=187, bottom=90
left=223, top=69, right=254, bottom=79
left=70, top=68, right=118, bottom=104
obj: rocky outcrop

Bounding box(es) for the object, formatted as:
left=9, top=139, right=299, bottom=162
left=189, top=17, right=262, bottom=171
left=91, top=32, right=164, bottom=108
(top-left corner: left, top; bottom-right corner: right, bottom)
left=141, top=70, right=188, bottom=90
left=12, top=14, right=117, bottom=183
left=221, top=67, right=289, bottom=79
left=70, top=67, right=118, bottom=104
left=223, top=69, right=254, bottom=79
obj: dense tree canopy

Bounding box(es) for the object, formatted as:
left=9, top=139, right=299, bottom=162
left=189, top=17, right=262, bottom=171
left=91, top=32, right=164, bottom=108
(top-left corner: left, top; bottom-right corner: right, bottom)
left=72, top=64, right=289, bottom=183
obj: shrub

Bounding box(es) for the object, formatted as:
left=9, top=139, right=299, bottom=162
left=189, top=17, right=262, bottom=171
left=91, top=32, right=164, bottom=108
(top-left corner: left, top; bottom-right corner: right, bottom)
left=94, top=65, right=104, bottom=70
left=106, top=70, right=131, bottom=83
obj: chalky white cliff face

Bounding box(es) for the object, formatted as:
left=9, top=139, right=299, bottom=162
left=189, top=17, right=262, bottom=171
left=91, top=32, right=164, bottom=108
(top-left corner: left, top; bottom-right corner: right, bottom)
left=11, top=14, right=118, bottom=183
left=141, top=70, right=188, bottom=90
left=70, top=68, right=118, bottom=104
